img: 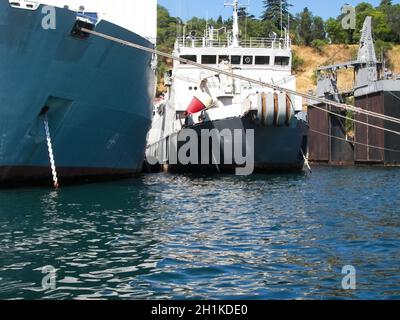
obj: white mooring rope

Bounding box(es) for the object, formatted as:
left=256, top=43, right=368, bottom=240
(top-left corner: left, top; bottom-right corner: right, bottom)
left=301, top=150, right=312, bottom=173
left=78, top=27, right=400, bottom=156
left=43, top=115, right=59, bottom=189
left=80, top=27, right=400, bottom=127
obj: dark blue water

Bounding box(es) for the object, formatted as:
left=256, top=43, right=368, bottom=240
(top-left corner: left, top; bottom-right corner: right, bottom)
left=0, top=167, right=399, bottom=300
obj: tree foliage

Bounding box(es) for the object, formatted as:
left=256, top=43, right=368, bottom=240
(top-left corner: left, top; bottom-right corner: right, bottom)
left=157, top=2, right=400, bottom=51
left=155, top=2, right=400, bottom=94
left=261, top=0, right=292, bottom=30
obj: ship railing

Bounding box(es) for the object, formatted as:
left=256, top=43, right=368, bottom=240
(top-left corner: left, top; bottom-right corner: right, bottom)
left=239, top=38, right=290, bottom=49
left=76, top=12, right=99, bottom=25
left=175, top=37, right=290, bottom=49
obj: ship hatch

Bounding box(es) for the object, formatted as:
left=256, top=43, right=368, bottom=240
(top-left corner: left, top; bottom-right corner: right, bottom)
left=27, top=97, right=73, bottom=143
left=71, top=20, right=94, bottom=39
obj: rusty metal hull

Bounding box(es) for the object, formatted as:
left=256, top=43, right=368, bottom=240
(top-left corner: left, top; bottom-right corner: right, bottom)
left=355, top=91, right=400, bottom=165
left=308, top=104, right=354, bottom=164
left=309, top=91, right=400, bottom=166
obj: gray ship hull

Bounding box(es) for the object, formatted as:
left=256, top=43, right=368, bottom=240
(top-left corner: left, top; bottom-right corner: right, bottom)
left=0, top=2, right=156, bottom=186
left=152, top=114, right=309, bottom=174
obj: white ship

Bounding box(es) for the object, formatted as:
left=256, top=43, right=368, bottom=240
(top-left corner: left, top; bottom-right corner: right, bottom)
left=146, top=0, right=308, bottom=174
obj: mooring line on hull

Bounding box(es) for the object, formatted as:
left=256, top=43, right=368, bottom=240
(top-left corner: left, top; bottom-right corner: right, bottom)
left=43, top=115, right=59, bottom=189
left=79, top=27, right=400, bottom=128
left=301, top=150, right=312, bottom=173
left=154, top=59, right=398, bottom=141
left=309, top=129, right=400, bottom=154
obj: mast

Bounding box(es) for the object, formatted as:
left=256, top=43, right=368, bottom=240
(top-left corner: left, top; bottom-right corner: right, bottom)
left=280, top=0, right=283, bottom=37
left=225, top=0, right=249, bottom=48
left=232, top=0, right=240, bottom=47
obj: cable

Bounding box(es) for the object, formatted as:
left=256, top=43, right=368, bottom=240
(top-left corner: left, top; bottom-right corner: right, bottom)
left=78, top=27, right=400, bottom=157
left=79, top=27, right=400, bottom=130
left=309, top=128, right=400, bottom=154
left=309, top=103, right=400, bottom=136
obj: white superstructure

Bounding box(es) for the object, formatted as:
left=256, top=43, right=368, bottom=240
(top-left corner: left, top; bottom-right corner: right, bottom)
left=148, top=0, right=302, bottom=148
left=9, top=0, right=157, bottom=42
left=171, top=30, right=297, bottom=113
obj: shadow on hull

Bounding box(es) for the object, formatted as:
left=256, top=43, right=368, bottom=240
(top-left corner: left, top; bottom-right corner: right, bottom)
left=0, top=166, right=142, bottom=188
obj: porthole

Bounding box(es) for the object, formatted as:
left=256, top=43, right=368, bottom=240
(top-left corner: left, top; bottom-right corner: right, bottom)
left=243, top=56, right=253, bottom=65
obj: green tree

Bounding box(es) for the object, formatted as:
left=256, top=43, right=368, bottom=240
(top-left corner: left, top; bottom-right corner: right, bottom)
left=353, top=2, right=391, bottom=42
left=261, top=0, right=292, bottom=30
left=156, top=5, right=179, bottom=95
left=297, top=7, right=313, bottom=45
left=157, top=5, right=178, bottom=51
left=238, top=7, right=255, bottom=19
left=379, top=0, right=393, bottom=9
left=292, top=49, right=305, bottom=73
left=378, top=0, right=400, bottom=42
left=387, top=5, right=400, bottom=42
left=311, top=16, right=326, bottom=41
left=185, top=17, right=208, bottom=37
left=296, top=8, right=325, bottom=45
left=325, top=17, right=348, bottom=44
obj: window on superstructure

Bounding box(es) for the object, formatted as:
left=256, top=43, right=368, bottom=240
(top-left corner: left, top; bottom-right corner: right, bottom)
left=218, top=55, right=229, bottom=64
left=231, top=56, right=241, bottom=65
left=180, top=55, right=197, bottom=64
left=275, top=56, right=290, bottom=66
left=255, top=56, right=270, bottom=65
left=243, top=56, right=253, bottom=65
left=201, top=55, right=217, bottom=64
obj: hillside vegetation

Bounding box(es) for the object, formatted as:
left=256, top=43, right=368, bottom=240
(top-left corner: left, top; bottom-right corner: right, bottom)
left=157, top=1, right=400, bottom=95
left=294, top=44, right=400, bottom=94
left=387, top=46, right=400, bottom=73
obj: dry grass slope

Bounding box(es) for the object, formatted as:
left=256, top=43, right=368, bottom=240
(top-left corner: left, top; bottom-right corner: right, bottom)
left=293, top=44, right=357, bottom=94
left=156, top=45, right=400, bottom=97
left=387, top=45, right=400, bottom=74
left=294, top=44, right=400, bottom=94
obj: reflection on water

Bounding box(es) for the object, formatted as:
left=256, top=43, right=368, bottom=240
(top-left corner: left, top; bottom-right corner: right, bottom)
left=0, top=167, right=399, bottom=299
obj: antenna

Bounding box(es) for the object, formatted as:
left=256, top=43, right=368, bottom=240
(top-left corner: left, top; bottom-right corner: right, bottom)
left=224, top=0, right=250, bottom=47
left=280, top=0, right=283, bottom=37
left=287, top=8, right=290, bottom=46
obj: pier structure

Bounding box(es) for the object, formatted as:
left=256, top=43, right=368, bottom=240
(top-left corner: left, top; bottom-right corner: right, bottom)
left=308, top=17, right=400, bottom=165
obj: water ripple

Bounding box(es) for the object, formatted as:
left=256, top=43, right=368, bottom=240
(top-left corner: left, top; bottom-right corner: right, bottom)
left=0, top=167, right=399, bottom=299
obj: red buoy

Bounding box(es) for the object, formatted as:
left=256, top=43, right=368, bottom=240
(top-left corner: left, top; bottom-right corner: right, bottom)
left=186, top=95, right=213, bottom=115
left=186, top=97, right=206, bottom=115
